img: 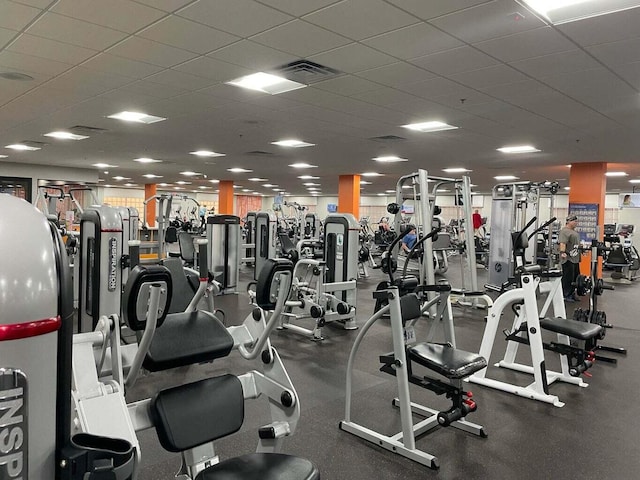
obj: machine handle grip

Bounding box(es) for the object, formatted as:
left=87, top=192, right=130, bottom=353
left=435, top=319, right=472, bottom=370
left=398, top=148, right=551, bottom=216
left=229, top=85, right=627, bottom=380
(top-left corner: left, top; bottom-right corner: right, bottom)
left=197, top=239, right=208, bottom=279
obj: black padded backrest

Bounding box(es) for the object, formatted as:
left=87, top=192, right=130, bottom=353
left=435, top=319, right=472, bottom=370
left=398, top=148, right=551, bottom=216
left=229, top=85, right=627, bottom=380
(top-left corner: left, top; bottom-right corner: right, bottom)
left=607, top=246, right=628, bottom=264
left=151, top=374, right=244, bottom=452
left=122, top=265, right=172, bottom=331
left=400, top=293, right=422, bottom=323
left=278, top=233, right=297, bottom=254
left=165, top=226, right=178, bottom=243
left=161, top=257, right=197, bottom=314
left=255, top=258, right=294, bottom=310
left=512, top=232, right=528, bottom=251
left=178, top=231, right=195, bottom=263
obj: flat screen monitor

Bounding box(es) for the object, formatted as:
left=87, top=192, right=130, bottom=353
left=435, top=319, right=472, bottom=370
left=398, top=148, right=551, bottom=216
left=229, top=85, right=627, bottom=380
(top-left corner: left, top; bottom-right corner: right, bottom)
left=401, top=204, right=414, bottom=214
left=619, top=193, right=640, bottom=208
left=327, top=204, right=337, bottom=213
left=615, top=224, right=634, bottom=236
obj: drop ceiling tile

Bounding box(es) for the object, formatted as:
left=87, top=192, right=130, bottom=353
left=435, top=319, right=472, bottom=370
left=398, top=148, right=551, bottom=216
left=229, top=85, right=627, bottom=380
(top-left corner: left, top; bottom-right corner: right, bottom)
left=558, top=7, right=640, bottom=47
left=133, top=0, right=193, bottom=13
left=0, top=50, right=72, bottom=76
left=430, top=0, right=544, bottom=44
left=450, top=64, right=529, bottom=90
left=174, top=56, right=251, bottom=82
left=363, top=23, right=462, bottom=60
left=357, top=62, right=436, bottom=87
left=314, top=75, right=380, bottom=96
left=8, top=34, right=97, bottom=64
left=0, top=81, right=34, bottom=105
left=26, top=12, right=127, bottom=50
left=208, top=40, right=294, bottom=71
left=481, top=79, right=556, bottom=104
left=510, top=50, right=601, bottom=79
left=411, top=46, right=499, bottom=76
left=352, top=86, right=421, bottom=107
left=139, top=16, right=239, bottom=54
left=141, top=92, right=232, bottom=118
left=542, top=68, right=637, bottom=103
left=108, top=36, right=198, bottom=68
left=587, top=37, right=640, bottom=67
left=81, top=53, right=164, bottom=79
left=147, top=69, right=217, bottom=91
left=0, top=1, right=41, bottom=30
left=303, top=0, right=419, bottom=41
left=96, top=88, right=162, bottom=108
left=310, top=43, right=396, bottom=74
left=474, top=27, right=575, bottom=63
left=178, top=0, right=293, bottom=37
left=432, top=88, right=494, bottom=108
left=613, top=61, right=640, bottom=88
left=51, top=0, right=165, bottom=33
left=122, top=79, right=189, bottom=98
left=0, top=26, right=17, bottom=45
left=398, top=76, right=470, bottom=99
left=251, top=20, right=350, bottom=57
left=46, top=67, right=134, bottom=95
left=10, top=0, right=51, bottom=7
left=256, top=0, right=341, bottom=17
left=385, top=0, right=493, bottom=20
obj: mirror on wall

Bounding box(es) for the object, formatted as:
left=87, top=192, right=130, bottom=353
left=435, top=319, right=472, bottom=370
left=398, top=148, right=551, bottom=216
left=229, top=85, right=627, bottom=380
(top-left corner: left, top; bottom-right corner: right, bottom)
left=0, top=176, right=31, bottom=202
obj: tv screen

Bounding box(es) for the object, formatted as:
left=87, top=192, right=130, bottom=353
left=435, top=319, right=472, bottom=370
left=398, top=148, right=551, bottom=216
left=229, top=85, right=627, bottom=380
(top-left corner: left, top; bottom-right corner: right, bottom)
left=327, top=204, right=337, bottom=213
left=615, top=224, right=634, bottom=236
left=619, top=193, right=640, bottom=208
left=401, top=204, right=414, bottom=214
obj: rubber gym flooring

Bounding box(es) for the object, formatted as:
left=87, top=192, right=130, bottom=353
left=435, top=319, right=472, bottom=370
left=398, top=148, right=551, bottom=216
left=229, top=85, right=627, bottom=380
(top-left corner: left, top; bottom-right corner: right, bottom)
left=132, top=257, right=640, bottom=480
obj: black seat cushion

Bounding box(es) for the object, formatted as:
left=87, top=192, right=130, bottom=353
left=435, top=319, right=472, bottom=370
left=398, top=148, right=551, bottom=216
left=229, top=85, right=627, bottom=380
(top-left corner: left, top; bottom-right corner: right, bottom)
left=144, top=311, right=233, bottom=371
left=196, top=453, right=320, bottom=480
left=152, top=375, right=244, bottom=452
left=407, top=343, right=487, bottom=379
left=539, top=318, right=603, bottom=340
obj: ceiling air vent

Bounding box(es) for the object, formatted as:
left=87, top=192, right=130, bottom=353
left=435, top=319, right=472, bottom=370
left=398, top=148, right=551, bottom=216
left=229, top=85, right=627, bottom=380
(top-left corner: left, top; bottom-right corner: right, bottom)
left=246, top=150, right=274, bottom=156
left=369, top=135, right=407, bottom=142
left=69, top=125, right=108, bottom=134
left=275, top=60, right=342, bottom=85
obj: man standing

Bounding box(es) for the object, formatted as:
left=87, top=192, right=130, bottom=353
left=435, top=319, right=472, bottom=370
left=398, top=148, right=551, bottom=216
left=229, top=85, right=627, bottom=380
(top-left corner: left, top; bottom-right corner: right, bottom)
left=559, top=215, right=581, bottom=301
left=199, top=204, right=207, bottom=229
left=472, top=209, right=483, bottom=237
left=401, top=225, right=417, bottom=254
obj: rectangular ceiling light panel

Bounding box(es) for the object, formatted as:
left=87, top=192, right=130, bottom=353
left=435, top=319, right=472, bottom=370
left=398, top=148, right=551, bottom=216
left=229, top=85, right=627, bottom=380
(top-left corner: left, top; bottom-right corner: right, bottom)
left=522, top=0, right=640, bottom=24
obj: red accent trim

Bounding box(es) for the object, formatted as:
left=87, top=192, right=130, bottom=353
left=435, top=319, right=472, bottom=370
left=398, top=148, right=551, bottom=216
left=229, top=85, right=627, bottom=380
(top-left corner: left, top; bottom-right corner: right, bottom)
left=101, top=229, right=123, bottom=233
left=0, top=316, right=61, bottom=341
left=199, top=278, right=208, bottom=283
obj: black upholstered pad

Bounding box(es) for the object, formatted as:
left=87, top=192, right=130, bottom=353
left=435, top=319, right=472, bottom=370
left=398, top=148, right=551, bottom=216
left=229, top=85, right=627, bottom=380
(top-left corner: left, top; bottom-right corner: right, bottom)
left=160, top=257, right=197, bottom=314
left=539, top=318, right=603, bottom=340
left=152, top=375, right=243, bottom=452
left=143, top=311, right=233, bottom=371
left=407, top=343, right=487, bottom=379
left=196, top=453, right=320, bottom=480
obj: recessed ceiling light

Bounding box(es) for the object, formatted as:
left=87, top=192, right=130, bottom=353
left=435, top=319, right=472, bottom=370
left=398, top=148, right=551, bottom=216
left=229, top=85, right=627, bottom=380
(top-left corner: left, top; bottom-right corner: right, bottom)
left=436, top=189, right=450, bottom=193
left=606, top=171, right=628, bottom=177
left=173, top=186, right=184, bottom=190
left=134, top=157, right=162, bottom=163
left=522, top=0, right=638, bottom=25
left=360, top=180, right=372, bottom=185
left=44, top=131, right=89, bottom=140
left=248, top=178, right=268, bottom=182
left=289, top=163, right=317, bottom=169
left=362, top=172, right=383, bottom=177
left=385, top=190, right=396, bottom=193
left=143, top=174, right=162, bottom=179
left=228, top=167, right=253, bottom=173
left=180, top=171, right=202, bottom=176
left=175, top=181, right=191, bottom=185
left=241, top=188, right=252, bottom=192
left=198, top=186, right=211, bottom=189
left=263, top=184, right=279, bottom=188
left=5, top=144, right=40, bottom=151
left=158, top=183, right=170, bottom=187
left=233, top=185, right=243, bottom=189
left=497, top=145, right=540, bottom=153
left=271, top=139, right=315, bottom=148
left=189, top=150, right=225, bottom=157
left=629, top=179, right=640, bottom=184
left=564, top=186, right=571, bottom=190
left=112, top=176, right=130, bottom=181
left=298, top=175, right=320, bottom=180
left=303, top=182, right=320, bottom=186
left=209, top=179, right=219, bottom=184
left=226, top=72, right=307, bottom=95
left=93, top=163, right=116, bottom=168
left=443, top=167, right=471, bottom=173
left=373, top=155, right=408, bottom=162
left=107, top=111, right=166, bottom=124
left=494, top=175, right=520, bottom=181
left=377, top=193, right=387, bottom=196
left=307, top=187, right=320, bottom=191
left=402, top=121, right=458, bottom=133
left=124, top=183, right=138, bottom=187
left=0, top=155, right=8, bottom=158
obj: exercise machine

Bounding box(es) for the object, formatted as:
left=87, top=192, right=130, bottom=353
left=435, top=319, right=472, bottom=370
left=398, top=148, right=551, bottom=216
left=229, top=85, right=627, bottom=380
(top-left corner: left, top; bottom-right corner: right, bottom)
left=206, top=214, right=241, bottom=294
left=254, top=211, right=278, bottom=280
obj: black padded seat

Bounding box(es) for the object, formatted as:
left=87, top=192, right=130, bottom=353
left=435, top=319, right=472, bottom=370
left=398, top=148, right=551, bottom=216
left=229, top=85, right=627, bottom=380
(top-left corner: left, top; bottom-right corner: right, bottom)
left=407, top=343, right=487, bottom=380
left=539, top=318, right=603, bottom=340
left=196, top=453, right=320, bottom=480
left=144, top=311, right=233, bottom=371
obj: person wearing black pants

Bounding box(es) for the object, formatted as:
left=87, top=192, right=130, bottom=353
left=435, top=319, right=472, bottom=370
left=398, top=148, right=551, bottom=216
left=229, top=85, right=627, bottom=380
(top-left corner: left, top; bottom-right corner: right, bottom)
left=559, top=215, right=581, bottom=302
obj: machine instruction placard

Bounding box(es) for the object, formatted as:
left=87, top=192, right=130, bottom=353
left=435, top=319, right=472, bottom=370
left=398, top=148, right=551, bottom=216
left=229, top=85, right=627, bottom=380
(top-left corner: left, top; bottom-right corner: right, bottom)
left=568, top=203, right=599, bottom=244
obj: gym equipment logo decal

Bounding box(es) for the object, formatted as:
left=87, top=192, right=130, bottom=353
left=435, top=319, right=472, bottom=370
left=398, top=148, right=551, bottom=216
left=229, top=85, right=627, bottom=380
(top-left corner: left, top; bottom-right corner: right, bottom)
left=0, top=368, right=27, bottom=480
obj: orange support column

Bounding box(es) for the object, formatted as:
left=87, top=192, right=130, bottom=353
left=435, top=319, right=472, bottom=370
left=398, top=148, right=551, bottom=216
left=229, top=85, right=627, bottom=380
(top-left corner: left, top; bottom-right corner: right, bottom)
left=568, top=162, right=607, bottom=274
left=219, top=180, right=234, bottom=215
left=144, top=183, right=156, bottom=227
left=338, top=174, right=360, bottom=219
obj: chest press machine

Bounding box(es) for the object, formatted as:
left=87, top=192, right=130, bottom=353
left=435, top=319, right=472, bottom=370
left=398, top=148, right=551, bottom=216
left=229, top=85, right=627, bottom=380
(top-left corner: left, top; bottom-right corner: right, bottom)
left=72, top=239, right=319, bottom=479
left=467, top=217, right=604, bottom=407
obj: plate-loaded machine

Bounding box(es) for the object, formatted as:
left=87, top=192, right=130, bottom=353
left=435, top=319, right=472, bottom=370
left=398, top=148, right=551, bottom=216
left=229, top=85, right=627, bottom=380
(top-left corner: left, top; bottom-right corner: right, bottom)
left=71, top=240, right=319, bottom=479
left=340, top=227, right=487, bottom=469
left=78, top=205, right=139, bottom=333
left=279, top=213, right=359, bottom=340
left=467, top=217, right=604, bottom=407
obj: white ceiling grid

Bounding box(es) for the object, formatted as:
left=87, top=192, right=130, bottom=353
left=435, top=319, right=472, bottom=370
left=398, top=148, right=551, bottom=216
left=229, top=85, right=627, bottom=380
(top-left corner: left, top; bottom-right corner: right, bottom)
left=0, top=0, right=638, bottom=195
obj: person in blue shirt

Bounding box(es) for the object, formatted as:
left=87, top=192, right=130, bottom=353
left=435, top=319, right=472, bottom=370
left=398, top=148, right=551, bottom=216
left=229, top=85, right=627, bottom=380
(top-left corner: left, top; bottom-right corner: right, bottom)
left=402, top=225, right=417, bottom=254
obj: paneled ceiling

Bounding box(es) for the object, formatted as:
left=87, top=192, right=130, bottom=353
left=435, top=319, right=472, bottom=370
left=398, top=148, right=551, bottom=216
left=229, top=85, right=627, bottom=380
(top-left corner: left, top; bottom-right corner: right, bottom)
left=1, top=0, right=640, bottom=195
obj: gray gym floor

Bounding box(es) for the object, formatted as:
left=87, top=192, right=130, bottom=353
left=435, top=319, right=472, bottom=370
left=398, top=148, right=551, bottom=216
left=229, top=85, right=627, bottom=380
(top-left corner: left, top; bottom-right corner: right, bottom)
left=132, top=257, right=640, bottom=479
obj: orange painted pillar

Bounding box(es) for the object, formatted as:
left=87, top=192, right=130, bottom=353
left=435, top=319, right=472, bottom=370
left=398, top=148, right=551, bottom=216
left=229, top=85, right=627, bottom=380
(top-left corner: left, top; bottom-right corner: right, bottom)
left=338, top=174, right=360, bottom=219
left=568, top=162, right=607, bottom=274
left=219, top=180, right=234, bottom=214
left=144, top=183, right=156, bottom=227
